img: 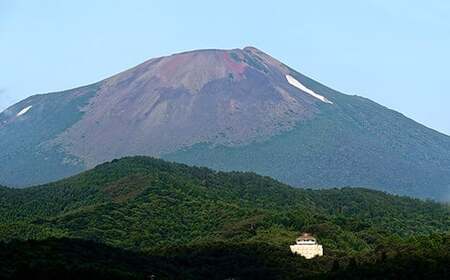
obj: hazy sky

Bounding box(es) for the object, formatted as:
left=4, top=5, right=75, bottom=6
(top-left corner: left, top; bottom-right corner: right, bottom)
left=1, top=0, right=449, bottom=135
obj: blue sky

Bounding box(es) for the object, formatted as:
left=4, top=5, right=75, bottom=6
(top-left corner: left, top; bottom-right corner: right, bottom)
left=1, top=0, right=449, bottom=134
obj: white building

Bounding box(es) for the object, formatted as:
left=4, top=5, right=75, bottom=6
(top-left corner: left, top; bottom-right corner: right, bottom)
left=290, top=233, right=323, bottom=259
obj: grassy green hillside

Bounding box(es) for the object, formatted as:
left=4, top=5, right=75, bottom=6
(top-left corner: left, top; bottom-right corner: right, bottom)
left=0, top=83, right=99, bottom=187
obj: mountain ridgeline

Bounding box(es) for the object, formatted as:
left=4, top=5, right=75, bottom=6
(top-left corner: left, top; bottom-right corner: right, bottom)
left=1, top=47, right=450, bottom=200
left=0, top=157, right=449, bottom=279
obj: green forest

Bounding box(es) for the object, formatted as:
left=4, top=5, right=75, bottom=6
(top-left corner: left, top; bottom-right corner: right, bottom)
left=1, top=156, right=449, bottom=279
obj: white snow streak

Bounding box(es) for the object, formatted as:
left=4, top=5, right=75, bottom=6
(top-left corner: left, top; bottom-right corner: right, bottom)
left=17, top=106, right=32, bottom=116
left=286, top=75, right=333, bottom=104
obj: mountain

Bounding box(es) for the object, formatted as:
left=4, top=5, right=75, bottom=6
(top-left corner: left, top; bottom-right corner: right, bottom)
left=1, top=157, right=449, bottom=279
left=1, top=47, right=450, bottom=200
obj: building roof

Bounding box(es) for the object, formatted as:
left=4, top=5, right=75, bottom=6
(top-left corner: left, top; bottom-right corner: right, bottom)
left=296, top=233, right=316, bottom=241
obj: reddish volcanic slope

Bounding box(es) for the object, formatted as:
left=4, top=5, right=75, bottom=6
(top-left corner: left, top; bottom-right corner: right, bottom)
left=53, top=47, right=324, bottom=166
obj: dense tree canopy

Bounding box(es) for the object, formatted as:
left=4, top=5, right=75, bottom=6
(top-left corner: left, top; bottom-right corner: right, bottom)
left=0, top=157, right=448, bottom=279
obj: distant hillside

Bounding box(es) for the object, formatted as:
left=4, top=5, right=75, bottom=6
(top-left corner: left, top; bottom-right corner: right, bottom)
left=1, top=157, right=448, bottom=252
left=1, top=47, right=450, bottom=200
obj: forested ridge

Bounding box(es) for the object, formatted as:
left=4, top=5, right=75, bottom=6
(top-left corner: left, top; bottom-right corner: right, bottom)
left=0, top=156, right=449, bottom=279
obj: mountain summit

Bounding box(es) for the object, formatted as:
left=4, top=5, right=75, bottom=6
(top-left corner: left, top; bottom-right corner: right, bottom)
left=1, top=47, right=449, bottom=200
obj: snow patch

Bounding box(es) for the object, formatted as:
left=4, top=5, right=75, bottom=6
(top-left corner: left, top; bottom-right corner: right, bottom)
left=17, top=106, right=32, bottom=116
left=286, top=75, right=333, bottom=104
